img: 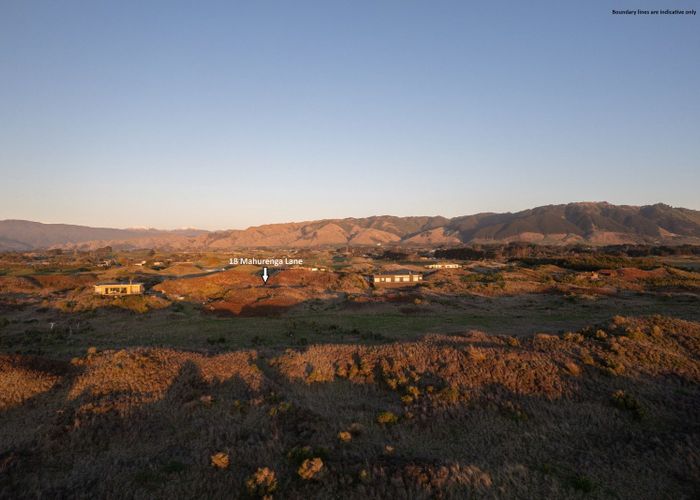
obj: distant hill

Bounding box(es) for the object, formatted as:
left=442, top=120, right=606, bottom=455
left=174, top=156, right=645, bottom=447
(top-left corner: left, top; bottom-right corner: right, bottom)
left=0, top=220, right=207, bottom=252
left=2, top=203, right=700, bottom=251
left=198, top=203, right=700, bottom=248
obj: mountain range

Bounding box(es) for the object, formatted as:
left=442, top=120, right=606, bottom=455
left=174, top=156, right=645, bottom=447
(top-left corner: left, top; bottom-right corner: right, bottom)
left=2, top=202, right=700, bottom=251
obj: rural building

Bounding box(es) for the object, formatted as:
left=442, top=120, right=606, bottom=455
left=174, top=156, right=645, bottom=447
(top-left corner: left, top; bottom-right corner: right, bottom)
left=94, top=282, right=144, bottom=296
left=369, top=270, right=423, bottom=285
left=301, top=266, right=328, bottom=272
left=425, top=263, right=461, bottom=269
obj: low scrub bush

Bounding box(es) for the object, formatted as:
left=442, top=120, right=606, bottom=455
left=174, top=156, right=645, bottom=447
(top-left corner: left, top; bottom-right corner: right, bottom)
left=611, top=390, right=645, bottom=420
left=297, top=458, right=324, bottom=480
left=245, top=467, right=278, bottom=498
left=377, top=411, right=399, bottom=425
left=210, top=452, right=230, bottom=469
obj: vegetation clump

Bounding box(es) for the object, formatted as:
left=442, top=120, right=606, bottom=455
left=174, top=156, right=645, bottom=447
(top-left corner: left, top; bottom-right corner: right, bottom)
left=245, top=467, right=278, bottom=498
left=377, top=411, right=399, bottom=425
left=210, top=452, right=230, bottom=469
left=438, top=384, right=461, bottom=403
left=564, top=361, right=581, bottom=376
left=611, top=390, right=645, bottom=420
left=297, top=458, right=324, bottom=480
left=563, top=332, right=584, bottom=343
left=601, top=357, right=626, bottom=376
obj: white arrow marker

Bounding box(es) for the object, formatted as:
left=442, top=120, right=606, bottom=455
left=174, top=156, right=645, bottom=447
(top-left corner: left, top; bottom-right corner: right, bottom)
left=262, top=267, right=269, bottom=284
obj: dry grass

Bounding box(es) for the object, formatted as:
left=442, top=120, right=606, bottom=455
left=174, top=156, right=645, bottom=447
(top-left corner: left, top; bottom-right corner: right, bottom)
left=66, top=348, right=263, bottom=416
left=0, top=355, right=66, bottom=410
left=1, top=315, right=699, bottom=498
left=154, top=268, right=366, bottom=317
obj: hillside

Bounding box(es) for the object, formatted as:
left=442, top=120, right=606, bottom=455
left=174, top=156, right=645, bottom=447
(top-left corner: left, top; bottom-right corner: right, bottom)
left=193, top=203, right=700, bottom=247
left=1, top=316, right=699, bottom=498
left=2, top=203, right=700, bottom=251
left=0, top=220, right=206, bottom=251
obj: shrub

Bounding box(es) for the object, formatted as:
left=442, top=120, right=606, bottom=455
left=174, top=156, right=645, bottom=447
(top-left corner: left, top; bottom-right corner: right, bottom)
left=297, top=458, right=324, bottom=480
left=438, top=385, right=460, bottom=403
left=358, top=468, right=370, bottom=483
left=460, top=272, right=504, bottom=284
left=210, top=452, right=230, bottom=469
left=533, top=333, right=560, bottom=351
left=581, top=351, right=595, bottom=366
left=625, top=327, right=645, bottom=341
left=611, top=390, right=645, bottom=420
left=377, top=411, right=399, bottom=425
left=384, top=377, right=399, bottom=390
left=306, top=369, right=324, bottom=383
left=268, top=401, right=291, bottom=416
left=601, top=357, right=625, bottom=376
left=466, top=346, right=487, bottom=361
left=563, top=332, right=584, bottom=343
left=564, top=361, right=581, bottom=376
left=611, top=315, right=627, bottom=326
left=246, top=467, right=278, bottom=498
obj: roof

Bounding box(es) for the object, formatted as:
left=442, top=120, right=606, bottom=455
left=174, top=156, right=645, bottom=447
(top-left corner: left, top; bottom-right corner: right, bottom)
left=371, top=269, right=421, bottom=276
left=95, top=282, right=144, bottom=286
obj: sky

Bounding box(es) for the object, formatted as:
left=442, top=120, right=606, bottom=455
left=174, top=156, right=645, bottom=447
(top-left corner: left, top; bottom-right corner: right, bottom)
left=0, top=1, right=698, bottom=230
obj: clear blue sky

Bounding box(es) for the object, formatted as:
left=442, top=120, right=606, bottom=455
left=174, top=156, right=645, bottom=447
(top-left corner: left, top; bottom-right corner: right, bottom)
left=1, top=1, right=698, bottom=230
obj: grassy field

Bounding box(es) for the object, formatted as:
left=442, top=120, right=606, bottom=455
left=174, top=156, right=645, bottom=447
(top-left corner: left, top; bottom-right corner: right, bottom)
left=1, top=250, right=700, bottom=498
left=1, top=315, right=699, bottom=498
left=2, top=291, right=700, bottom=359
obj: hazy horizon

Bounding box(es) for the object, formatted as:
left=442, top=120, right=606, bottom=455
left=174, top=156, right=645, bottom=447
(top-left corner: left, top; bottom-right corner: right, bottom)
left=1, top=199, right=695, bottom=232
left=1, top=1, right=698, bottom=230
